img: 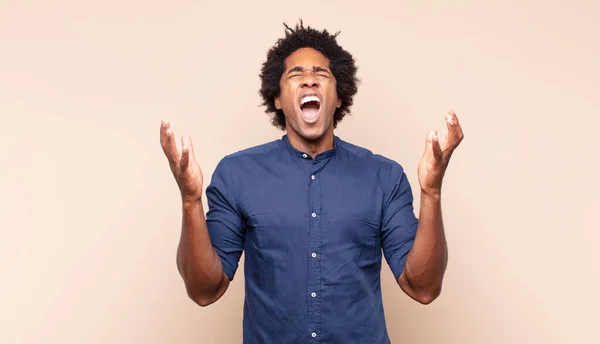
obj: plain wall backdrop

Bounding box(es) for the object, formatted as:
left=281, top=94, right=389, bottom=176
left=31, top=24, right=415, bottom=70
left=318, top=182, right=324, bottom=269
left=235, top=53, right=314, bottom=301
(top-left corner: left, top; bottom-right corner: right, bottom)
left=1, top=0, right=599, bottom=343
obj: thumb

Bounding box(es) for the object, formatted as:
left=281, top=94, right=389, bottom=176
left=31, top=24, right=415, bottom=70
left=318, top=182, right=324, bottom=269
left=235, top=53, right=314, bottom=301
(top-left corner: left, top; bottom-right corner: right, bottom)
left=423, top=129, right=435, bottom=154
left=180, top=136, right=191, bottom=171
left=430, top=130, right=443, bottom=161
left=424, top=129, right=442, bottom=161
left=186, top=136, right=197, bottom=159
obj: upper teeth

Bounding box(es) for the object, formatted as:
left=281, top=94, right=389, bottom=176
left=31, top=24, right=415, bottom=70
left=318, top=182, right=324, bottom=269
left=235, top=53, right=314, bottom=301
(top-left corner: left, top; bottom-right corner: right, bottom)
left=301, top=95, right=320, bottom=105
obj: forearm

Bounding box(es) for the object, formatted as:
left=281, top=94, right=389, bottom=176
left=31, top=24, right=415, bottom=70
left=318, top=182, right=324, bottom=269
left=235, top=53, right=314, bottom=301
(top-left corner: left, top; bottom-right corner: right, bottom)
left=177, top=199, right=228, bottom=305
left=399, top=192, right=447, bottom=303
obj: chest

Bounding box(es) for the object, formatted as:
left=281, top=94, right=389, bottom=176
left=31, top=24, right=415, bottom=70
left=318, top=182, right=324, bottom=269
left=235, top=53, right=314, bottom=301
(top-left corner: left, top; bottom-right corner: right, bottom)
left=237, top=164, right=386, bottom=250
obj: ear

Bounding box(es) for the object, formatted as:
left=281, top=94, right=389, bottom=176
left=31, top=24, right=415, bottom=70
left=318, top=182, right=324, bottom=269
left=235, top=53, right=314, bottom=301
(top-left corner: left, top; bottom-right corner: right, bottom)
left=336, top=98, right=342, bottom=108
left=274, top=96, right=282, bottom=110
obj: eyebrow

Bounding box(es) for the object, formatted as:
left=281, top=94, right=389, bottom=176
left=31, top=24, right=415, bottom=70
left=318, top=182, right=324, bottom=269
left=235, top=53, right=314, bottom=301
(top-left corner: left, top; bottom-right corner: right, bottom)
left=287, top=66, right=331, bottom=75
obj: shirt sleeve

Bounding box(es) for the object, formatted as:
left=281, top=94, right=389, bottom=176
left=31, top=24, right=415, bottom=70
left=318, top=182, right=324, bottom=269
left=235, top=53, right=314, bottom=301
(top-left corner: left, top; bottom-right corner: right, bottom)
left=205, top=157, right=246, bottom=281
left=380, top=162, right=419, bottom=282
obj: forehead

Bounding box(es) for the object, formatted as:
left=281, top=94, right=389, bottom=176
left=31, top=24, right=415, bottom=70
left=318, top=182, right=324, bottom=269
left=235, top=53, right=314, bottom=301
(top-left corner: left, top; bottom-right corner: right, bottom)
left=284, top=47, right=331, bottom=70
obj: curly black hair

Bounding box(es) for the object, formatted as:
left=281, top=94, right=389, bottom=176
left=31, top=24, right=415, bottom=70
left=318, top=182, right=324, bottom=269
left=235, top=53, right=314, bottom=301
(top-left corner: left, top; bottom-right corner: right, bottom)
left=259, top=20, right=359, bottom=130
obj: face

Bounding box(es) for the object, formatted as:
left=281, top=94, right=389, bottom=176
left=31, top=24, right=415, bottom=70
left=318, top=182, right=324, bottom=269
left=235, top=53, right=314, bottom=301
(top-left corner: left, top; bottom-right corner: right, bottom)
left=274, top=47, right=342, bottom=143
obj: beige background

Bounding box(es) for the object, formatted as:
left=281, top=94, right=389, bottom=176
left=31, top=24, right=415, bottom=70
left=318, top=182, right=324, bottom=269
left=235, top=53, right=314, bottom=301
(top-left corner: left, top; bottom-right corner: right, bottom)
left=1, top=0, right=599, bottom=343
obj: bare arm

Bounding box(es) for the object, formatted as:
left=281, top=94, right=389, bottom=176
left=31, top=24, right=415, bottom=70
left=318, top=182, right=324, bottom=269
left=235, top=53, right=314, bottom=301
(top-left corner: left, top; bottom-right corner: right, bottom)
left=398, top=193, right=446, bottom=304
left=177, top=200, right=230, bottom=306
left=160, top=119, right=229, bottom=307
left=399, top=110, right=464, bottom=304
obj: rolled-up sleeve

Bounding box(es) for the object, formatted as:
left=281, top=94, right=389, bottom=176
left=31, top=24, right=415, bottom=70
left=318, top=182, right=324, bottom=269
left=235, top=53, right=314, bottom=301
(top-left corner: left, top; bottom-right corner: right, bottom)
left=380, top=162, right=419, bottom=281
left=205, top=157, right=245, bottom=281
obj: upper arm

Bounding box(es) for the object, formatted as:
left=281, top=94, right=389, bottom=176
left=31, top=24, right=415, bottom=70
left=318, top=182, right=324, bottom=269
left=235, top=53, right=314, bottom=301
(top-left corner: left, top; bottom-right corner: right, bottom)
left=380, top=162, right=419, bottom=282
left=205, top=157, right=246, bottom=281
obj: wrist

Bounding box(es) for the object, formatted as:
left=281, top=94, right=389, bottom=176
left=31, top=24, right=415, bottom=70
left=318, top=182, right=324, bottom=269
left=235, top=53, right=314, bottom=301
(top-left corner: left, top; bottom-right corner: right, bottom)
left=182, top=196, right=203, bottom=209
left=420, top=188, right=441, bottom=201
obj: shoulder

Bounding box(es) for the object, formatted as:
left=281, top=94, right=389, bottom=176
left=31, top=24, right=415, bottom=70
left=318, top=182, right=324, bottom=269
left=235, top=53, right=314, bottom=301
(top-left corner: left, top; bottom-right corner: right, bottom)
left=227, top=138, right=282, bottom=158
left=337, top=138, right=406, bottom=177
left=209, top=138, right=283, bottom=186
left=218, top=138, right=283, bottom=165
left=338, top=140, right=415, bottom=208
left=210, top=138, right=285, bottom=182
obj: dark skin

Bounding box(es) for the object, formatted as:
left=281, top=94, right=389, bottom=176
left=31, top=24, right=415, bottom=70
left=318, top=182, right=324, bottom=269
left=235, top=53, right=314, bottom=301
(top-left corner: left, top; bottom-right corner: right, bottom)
left=160, top=47, right=464, bottom=306
left=274, top=47, right=341, bottom=158
left=403, top=111, right=464, bottom=304
left=159, top=121, right=229, bottom=307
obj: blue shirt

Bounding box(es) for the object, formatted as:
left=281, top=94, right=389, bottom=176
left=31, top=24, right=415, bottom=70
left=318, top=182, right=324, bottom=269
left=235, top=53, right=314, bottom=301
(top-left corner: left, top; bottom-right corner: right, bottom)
left=206, top=134, right=418, bottom=344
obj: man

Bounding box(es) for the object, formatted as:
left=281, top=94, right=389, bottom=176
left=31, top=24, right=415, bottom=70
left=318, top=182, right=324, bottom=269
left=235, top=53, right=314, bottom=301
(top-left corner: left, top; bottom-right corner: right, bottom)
left=160, top=21, right=463, bottom=343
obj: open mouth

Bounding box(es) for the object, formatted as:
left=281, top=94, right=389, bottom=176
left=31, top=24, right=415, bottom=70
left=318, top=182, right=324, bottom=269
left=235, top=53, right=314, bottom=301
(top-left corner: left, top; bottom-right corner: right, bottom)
left=300, top=95, right=321, bottom=123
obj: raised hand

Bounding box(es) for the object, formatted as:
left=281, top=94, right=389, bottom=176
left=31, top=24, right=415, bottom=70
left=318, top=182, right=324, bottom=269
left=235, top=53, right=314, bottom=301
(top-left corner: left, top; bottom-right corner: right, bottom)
left=160, top=120, right=204, bottom=204
left=417, top=110, right=464, bottom=196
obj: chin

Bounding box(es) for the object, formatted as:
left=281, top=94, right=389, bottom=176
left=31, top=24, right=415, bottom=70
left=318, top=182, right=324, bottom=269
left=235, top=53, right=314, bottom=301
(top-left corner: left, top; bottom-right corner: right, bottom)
left=296, top=122, right=330, bottom=142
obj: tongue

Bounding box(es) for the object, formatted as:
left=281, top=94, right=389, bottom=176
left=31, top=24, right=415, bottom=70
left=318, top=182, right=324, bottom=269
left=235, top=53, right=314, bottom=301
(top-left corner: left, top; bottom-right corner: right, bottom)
left=301, top=102, right=319, bottom=121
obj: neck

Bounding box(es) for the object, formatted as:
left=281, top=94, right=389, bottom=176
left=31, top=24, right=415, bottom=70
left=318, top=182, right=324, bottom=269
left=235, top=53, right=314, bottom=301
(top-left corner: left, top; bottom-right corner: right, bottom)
left=286, top=128, right=335, bottom=158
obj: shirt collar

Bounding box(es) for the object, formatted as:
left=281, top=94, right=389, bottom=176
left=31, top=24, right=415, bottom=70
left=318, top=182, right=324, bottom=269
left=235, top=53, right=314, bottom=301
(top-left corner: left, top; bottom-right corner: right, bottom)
left=282, top=134, right=341, bottom=161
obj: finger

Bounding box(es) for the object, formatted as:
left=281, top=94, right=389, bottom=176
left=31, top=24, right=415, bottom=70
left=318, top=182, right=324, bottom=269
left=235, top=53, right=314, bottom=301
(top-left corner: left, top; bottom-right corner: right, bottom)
left=186, top=135, right=196, bottom=161
left=423, top=128, right=434, bottom=154
left=431, top=129, right=443, bottom=162
left=424, top=129, right=443, bottom=161
left=180, top=136, right=190, bottom=171
left=440, top=112, right=453, bottom=152
left=160, top=120, right=180, bottom=164
left=159, top=119, right=169, bottom=151
left=445, top=110, right=464, bottom=149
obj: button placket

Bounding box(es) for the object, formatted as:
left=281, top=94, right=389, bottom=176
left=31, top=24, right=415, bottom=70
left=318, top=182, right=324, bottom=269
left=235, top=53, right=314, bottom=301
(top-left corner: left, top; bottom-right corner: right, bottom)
left=307, top=160, right=322, bottom=341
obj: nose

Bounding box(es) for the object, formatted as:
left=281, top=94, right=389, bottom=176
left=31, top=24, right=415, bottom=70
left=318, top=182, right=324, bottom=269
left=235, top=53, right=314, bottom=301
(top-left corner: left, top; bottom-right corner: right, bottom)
left=300, top=71, right=319, bottom=88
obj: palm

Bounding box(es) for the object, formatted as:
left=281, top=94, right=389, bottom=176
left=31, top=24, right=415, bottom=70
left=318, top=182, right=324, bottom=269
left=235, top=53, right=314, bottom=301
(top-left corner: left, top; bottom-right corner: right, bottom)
left=178, top=154, right=203, bottom=200
left=417, top=111, right=464, bottom=195
left=160, top=120, right=204, bottom=203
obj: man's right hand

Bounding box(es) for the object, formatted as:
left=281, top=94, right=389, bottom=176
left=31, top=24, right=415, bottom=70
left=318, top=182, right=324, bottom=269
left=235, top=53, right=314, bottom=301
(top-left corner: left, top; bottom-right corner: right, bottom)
left=160, top=120, right=204, bottom=204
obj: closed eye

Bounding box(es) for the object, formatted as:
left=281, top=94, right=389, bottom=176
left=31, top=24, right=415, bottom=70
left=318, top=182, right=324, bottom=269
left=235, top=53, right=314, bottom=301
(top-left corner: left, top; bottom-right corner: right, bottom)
left=286, top=66, right=332, bottom=78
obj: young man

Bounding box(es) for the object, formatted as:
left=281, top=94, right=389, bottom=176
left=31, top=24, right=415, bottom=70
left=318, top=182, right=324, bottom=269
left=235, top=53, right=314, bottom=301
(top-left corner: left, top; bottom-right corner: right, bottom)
left=160, top=22, right=463, bottom=343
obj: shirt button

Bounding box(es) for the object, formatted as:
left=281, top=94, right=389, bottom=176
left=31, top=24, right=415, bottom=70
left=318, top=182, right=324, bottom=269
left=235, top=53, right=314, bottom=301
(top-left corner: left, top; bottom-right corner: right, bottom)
left=302, top=153, right=308, bottom=158
left=311, top=175, right=315, bottom=180
left=311, top=253, right=316, bottom=258
left=311, top=332, right=317, bottom=338
left=311, top=212, right=317, bottom=218
left=311, top=292, right=316, bottom=297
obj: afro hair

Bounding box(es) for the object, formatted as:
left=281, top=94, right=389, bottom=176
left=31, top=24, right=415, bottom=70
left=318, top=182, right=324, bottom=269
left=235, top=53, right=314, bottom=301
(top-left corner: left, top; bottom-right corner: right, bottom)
left=259, top=20, right=359, bottom=130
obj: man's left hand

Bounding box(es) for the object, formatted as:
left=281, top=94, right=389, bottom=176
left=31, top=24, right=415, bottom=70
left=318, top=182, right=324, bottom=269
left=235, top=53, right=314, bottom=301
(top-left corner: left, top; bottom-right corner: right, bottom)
left=417, top=110, right=464, bottom=197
